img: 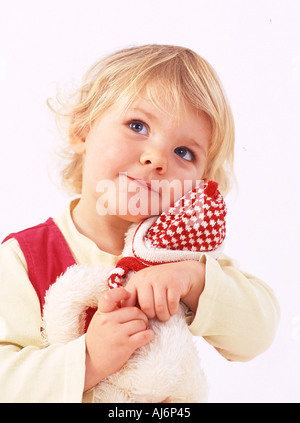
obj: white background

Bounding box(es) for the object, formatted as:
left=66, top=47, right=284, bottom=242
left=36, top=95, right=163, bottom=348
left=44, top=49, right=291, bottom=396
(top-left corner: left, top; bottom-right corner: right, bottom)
left=0, top=0, right=299, bottom=403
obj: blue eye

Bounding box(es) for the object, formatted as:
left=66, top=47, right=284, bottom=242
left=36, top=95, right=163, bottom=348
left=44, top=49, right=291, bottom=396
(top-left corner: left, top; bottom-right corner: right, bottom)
left=174, top=146, right=194, bottom=161
left=129, top=121, right=148, bottom=135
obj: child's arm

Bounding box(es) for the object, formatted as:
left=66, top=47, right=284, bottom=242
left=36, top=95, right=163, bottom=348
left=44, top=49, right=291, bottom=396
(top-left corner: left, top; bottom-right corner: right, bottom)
left=0, top=239, right=153, bottom=401
left=84, top=288, right=153, bottom=391
left=188, top=254, right=280, bottom=361
left=123, top=260, right=205, bottom=321
left=124, top=256, right=280, bottom=362
left=0, top=239, right=88, bottom=402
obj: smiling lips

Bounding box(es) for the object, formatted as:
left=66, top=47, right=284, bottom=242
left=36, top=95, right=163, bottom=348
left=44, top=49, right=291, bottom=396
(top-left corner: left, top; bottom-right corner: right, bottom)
left=120, top=173, right=159, bottom=194
left=128, top=176, right=152, bottom=191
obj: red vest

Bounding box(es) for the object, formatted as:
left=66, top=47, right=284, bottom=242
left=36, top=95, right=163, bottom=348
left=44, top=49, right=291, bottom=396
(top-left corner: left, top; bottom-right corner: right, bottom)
left=2, top=218, right=76, bottom=312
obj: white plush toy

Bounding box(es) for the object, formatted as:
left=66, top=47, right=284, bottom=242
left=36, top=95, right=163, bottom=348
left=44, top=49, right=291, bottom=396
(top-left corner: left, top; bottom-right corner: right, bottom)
left=42, top=181, right=227, bottom=403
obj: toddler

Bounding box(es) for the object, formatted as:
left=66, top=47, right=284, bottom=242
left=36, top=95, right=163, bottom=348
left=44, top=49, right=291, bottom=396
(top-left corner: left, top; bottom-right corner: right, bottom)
left=0, top=44, right=280, bottom=402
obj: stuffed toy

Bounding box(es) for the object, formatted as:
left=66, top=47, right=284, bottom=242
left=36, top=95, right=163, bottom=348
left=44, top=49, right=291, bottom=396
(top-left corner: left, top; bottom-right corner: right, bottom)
left=42, top=180, right=227, bottom=403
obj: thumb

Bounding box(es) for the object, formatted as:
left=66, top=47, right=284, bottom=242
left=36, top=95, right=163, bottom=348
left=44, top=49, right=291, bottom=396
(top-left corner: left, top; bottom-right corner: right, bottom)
left=121, top=285, right=138, bottom=308
left=97, top=287, right=130, bottom=313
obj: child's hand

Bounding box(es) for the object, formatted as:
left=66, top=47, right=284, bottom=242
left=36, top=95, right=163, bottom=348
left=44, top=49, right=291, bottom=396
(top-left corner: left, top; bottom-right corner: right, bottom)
left=123, top=261, right=206, bottom=322
left=84, top=287, right=153, bottom=392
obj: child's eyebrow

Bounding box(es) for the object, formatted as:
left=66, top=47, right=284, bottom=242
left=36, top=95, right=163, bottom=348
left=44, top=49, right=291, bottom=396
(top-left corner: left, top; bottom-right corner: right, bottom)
left=126, top=107, right=158, bottom=122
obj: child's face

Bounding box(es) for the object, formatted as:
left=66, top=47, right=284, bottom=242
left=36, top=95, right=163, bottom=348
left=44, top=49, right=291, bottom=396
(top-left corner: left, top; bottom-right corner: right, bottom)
left=73, top=94, right=211, bottom=222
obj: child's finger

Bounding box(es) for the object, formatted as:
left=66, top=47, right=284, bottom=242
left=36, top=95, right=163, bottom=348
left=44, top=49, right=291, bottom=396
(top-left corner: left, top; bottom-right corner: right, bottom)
left=115, top=306, right=150, bottom=326
left=97, top=288, right=130, bottom=313
left=166, top=288, right=180, bottom=316
left=122, top=319, right=148, bottom=336
left=135, top=284, right=156, bottom=319
left=121, top=286, right=138, bottom=308
left=153, top=286, right=170, bottom=322
left=129, top=328, right=154, bottom=350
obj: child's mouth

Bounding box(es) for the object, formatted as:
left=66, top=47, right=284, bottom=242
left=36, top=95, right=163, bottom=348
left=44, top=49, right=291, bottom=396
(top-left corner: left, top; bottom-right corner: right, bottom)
left=120, top=173, right=160, bottom=195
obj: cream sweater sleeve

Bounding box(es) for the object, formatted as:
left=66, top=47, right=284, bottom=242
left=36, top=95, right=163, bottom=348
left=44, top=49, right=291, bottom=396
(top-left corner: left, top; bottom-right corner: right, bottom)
left=0, top=238, right=89, bottom=403
left=188, top=254, right=280, bottom=362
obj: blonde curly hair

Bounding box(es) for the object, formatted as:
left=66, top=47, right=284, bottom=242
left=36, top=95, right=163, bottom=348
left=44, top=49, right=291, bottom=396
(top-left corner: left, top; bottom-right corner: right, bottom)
left=48, top=44, right=235, bottom=195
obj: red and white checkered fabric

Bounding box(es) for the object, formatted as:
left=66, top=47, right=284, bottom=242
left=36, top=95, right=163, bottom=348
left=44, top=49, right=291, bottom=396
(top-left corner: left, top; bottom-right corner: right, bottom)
left=145, top=180, right=226, bottom=252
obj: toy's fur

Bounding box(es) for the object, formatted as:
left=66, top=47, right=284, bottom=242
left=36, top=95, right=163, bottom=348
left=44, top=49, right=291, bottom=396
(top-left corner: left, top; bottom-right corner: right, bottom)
left=42, top=225, right=208, bottom=403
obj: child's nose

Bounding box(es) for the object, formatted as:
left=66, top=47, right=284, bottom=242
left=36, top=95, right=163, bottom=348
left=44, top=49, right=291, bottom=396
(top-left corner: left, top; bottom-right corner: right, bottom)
left=140, top=148, right=168, bottom=174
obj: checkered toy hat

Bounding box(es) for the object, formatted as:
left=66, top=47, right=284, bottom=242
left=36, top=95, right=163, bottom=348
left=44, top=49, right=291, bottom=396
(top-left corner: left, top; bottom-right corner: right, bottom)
left=108, top=180, right=227, bottom=289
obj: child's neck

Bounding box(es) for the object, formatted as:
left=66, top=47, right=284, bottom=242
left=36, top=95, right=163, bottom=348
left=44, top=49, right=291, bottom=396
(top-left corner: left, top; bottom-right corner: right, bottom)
left=71, top=198, right=131, bottom=256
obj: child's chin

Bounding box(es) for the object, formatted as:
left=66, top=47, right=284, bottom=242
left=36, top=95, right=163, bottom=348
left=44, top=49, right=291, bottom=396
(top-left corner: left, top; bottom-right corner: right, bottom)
left=116, top=212, right=157, bottom=224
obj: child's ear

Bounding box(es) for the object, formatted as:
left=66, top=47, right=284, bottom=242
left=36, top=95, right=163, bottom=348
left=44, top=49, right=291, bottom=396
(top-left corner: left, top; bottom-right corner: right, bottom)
left=69, top=113, right=89, bottom=154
